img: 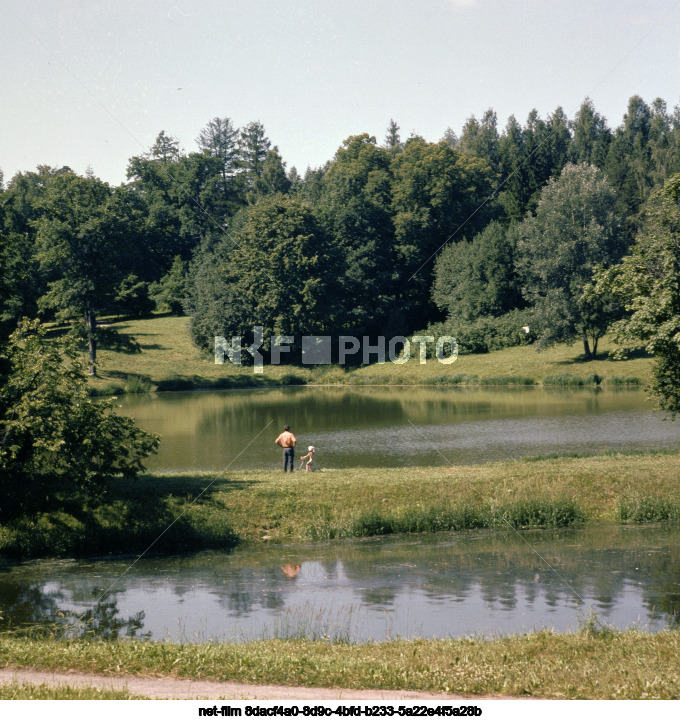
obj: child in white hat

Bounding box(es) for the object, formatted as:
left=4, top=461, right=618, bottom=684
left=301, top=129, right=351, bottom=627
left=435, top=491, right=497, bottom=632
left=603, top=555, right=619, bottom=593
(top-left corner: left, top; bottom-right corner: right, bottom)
left=299, top=445, right=316, bottom=472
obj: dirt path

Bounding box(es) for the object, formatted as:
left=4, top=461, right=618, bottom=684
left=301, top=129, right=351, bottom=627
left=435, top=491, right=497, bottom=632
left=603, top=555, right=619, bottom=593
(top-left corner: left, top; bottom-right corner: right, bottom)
left=0, top=667, right=510, bottom=700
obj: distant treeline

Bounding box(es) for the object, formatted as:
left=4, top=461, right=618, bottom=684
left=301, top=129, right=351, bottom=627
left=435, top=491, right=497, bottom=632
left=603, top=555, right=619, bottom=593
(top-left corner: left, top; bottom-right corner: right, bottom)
left=2, top=96, right=680, bottom=364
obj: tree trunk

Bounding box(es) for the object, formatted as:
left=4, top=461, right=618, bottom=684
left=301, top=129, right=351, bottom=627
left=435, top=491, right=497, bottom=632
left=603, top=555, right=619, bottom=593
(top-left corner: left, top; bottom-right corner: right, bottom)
left=592, top=336, right=599, bottom=358
left=582, top=330, right=592, bottom=360
left=85, top=309, right=97, bottom=376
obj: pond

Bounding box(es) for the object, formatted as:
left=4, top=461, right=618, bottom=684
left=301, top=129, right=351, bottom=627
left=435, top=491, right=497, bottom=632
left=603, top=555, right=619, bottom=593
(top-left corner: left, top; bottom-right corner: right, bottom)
left=115, top=387, right=680, bottom=471
left=1, top=525, right=678, bottom=642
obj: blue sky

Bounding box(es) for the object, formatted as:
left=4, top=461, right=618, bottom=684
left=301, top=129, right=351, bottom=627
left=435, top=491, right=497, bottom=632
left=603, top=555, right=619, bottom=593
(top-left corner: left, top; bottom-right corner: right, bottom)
left=2, top=0, right=680, bottom=186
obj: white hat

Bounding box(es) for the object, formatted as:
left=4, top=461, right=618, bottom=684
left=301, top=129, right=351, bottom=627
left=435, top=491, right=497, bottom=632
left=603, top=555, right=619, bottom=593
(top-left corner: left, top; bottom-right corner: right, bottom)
left=308, top=445, right=315, bottom=451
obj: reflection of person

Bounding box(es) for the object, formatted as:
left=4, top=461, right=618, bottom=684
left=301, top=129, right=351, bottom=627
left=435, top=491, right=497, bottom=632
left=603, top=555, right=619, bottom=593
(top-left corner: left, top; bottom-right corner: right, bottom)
left=281, top=563, right=301, bottom=578
left=275, top=424, right=296, bottom=472
left=299, top=445, right=315, bottom=472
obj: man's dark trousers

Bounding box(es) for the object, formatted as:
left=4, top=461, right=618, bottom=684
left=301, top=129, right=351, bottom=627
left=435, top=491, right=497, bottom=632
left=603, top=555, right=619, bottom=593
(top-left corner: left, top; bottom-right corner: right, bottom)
left=283, top=447, right=295, bottom=472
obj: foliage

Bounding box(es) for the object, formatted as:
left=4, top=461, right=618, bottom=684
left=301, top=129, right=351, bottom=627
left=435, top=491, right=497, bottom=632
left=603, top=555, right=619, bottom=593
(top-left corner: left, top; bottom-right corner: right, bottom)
left=390, top=136, right=498, bottom=329
left=516, top=163, right=623, bottom=358
left=425, top=308, right=535, bottom=355
left=115, top=274, right=154, bottom=317
left=188, top=194, right=341, bottom=358
left=433, top=220, right=523, bottom=322
left=0, top=320, right=159, bottom=517
left=148, top=255, right=188, bottom=314
left=603, top=173, right=680, bottom=414
left=317, top=134, right=397, bottom=337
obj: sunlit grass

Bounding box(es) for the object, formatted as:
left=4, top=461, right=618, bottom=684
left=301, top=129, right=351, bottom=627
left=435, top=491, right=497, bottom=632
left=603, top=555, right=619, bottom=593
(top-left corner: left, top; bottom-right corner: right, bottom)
left=0, top=681, right=148, bottom=700
left=2, top=451, right=679, bottom=558
left=80, top=315, right=652, bottom=395
left=1, top=630, right=679, bottom=699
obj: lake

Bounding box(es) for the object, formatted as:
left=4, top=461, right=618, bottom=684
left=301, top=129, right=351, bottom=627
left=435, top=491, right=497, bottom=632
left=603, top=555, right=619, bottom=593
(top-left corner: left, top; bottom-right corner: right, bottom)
left=1, top=525, right=678, bottom=642
left=115, top=387, right=680, bottom=471
left=3, top=386, right=677, bottom=643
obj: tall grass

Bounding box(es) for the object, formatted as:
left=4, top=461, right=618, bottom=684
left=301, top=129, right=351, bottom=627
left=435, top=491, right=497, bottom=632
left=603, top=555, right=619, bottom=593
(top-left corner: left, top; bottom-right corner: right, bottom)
left=542, top=373, right=601, bottom=386
left=479, top=375, right=536, bottom=386
left=309, top=499, right=585, bottom=540
left=618, top=497, right=680, bottom=523
left=605, top=376, right=642, bottom=387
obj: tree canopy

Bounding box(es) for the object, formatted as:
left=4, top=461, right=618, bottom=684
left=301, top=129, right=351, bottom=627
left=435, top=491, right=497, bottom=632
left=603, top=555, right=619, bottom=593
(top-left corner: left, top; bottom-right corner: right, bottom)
left=516, top=163, right=622, bottom=357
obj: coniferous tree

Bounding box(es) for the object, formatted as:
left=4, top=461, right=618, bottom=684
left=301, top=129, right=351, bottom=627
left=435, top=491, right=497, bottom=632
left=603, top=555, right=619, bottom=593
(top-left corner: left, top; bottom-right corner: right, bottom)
left=384, top=119, right=402, bottom=152
left=238, top=121, right=271, bottom=187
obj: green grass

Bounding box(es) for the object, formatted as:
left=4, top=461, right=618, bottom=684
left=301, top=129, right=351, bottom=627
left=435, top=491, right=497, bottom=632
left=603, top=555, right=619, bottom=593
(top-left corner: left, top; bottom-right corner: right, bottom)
left=543, top=373, right=602, bottom=386
left=0, top=682, right=148, bottom=700
left=3, top=452, right=680, bottom=559
left=76, top=315, right=653, bottom=395
left=1, top=630, right=679, bottom=698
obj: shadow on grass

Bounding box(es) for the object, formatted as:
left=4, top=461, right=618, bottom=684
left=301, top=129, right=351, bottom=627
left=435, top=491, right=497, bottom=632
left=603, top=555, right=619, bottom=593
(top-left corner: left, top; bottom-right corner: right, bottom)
left=0, top=473, right=259, bottom=560
left=554, top=346, right=653, bottom=365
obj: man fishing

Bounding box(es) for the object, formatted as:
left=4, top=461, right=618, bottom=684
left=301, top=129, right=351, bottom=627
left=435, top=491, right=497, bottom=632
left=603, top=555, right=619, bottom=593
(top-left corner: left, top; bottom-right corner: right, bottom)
left=274, top=424, right=296, bottom=472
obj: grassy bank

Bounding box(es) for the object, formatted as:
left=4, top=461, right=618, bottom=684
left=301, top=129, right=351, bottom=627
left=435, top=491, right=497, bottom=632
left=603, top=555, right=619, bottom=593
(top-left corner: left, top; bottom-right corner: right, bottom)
left=83, top=315, right=652, bottom=395
left=1, top=629, right=679, bottom=699
left=2, top=452, right=680, bottom=559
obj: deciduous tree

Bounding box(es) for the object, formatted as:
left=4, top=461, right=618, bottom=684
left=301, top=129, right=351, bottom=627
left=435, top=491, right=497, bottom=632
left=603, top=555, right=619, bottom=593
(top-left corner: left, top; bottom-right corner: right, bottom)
left=516, top=163, right=622, bottom=358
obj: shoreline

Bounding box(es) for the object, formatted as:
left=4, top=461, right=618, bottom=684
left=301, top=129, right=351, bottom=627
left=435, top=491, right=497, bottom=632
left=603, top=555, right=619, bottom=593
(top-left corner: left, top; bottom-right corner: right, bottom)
left=2, top=452, right=679, bottom=561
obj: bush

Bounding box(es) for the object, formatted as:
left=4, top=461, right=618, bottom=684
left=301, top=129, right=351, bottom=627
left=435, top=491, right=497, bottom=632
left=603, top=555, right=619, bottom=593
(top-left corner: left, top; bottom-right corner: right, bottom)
left=417, top=308, right=536, bottom=356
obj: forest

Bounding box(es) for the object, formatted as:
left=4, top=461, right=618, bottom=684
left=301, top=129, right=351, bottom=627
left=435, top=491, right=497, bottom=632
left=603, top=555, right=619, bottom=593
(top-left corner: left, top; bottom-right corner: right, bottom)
left=2, top=94, right=680, bottom=373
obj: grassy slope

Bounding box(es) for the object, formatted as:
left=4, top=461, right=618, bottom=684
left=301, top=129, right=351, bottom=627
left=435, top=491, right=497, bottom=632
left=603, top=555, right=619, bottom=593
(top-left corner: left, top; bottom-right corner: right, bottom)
left=1, top=630, right=679, bottom=699
left=87, top=315, right=653, bottom=393
left=2, top=453, right=679, bottom=559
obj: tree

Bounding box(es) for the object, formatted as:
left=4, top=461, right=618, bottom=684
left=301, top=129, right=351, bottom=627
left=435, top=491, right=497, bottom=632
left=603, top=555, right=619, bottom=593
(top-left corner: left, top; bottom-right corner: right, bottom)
left=127, top=142, right=230, bottom=273
left=433, top=220, right=523, bottom=321
left=196, top=116, right=243, bottom=208
left=569, top=98, right=611, bottom=168
left=384, top=119, right=402, bottom=152
left=0, top=166, right=75, bottom=337
left=603, top=173, right=680, bottom=414
left=605, top=95, right=654, bottom=237
left=0, top=320, right=158, bottom=516
left=516, top=163, right=623, bottom=358
left=188, top=195, right=340, bottom=359
left=238, top=121, right=271, bottom=187
left=35, top=174, right=132, bottom=374
left=149, top=255, right=188, bottom=314
left=148, top=130, right=181, bottom=162
left=251, top=149, right=292, bottom=199
left=317, top=134, right=397, bottom=336
left=391, top=137, right=497, bottom=330
left=458, top=109, right=500, bottom=173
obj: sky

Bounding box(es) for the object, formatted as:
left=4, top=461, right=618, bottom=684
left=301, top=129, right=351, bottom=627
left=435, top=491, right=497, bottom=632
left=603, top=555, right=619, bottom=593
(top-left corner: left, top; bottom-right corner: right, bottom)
left=2, top=0, right=680, bottom=187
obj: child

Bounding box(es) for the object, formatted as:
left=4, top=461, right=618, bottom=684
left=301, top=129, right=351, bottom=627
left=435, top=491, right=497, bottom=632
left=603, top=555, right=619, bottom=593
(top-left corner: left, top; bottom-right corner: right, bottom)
left=299, top=445, right=315, bottom=472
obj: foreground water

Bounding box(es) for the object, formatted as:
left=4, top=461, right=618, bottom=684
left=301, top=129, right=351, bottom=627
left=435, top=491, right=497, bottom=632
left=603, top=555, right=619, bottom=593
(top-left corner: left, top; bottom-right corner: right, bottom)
left=2, top=525, right=678, bottom=642
left=115, top=387, right=680, bottom=471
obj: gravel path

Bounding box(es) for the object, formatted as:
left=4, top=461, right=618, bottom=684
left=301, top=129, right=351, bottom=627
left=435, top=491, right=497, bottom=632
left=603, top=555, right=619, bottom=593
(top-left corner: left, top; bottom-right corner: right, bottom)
left=0, top=667, right=507, bottom=700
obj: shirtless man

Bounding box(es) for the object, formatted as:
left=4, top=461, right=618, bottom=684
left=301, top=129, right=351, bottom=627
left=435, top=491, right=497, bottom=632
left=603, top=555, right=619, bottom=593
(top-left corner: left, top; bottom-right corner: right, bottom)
left=274, top=424, right=296, bottom=472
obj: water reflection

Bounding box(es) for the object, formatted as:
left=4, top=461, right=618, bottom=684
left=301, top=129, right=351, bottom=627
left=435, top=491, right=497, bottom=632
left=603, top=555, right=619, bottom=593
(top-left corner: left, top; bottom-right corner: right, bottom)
left=0, top=575, right=147, bottom=640
left=114, top=388, right=679, bottom=471
left=1, top=525, right=678, bottom=642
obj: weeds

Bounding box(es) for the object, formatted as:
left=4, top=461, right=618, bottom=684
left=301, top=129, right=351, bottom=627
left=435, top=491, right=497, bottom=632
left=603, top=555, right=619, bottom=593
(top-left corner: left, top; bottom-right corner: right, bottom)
left=542, top=374, right=602, bottom=386
left=605, top=376, right=642, bottom=387
left=618, top=497, right=680, bottom=524
left=479, top=376, right=536, bottom=386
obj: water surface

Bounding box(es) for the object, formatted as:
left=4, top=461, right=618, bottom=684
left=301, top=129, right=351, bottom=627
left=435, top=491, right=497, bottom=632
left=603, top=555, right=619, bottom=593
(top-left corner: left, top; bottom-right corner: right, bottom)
left=2, top=525, right=678, bottom=642
left=115, top=387, right=679, bottom=471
